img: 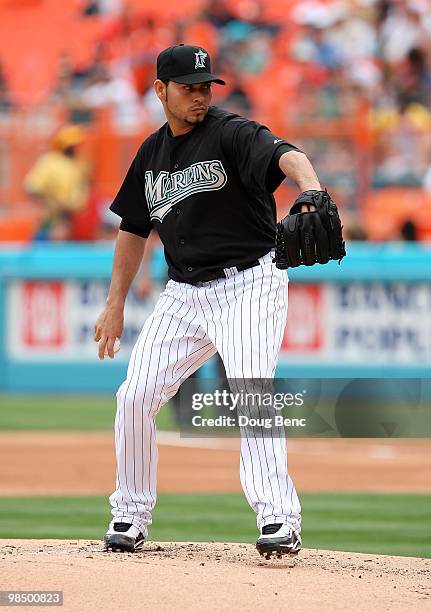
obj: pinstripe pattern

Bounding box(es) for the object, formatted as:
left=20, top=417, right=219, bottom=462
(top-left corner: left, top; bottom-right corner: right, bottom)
left=109, top=250, right=301, bottom=535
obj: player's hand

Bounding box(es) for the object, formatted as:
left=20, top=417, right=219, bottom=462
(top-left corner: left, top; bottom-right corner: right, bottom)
left=301, top=204, right=316, bottom=212
left=274, top=189, right=346, bottom=269
left=94, top=305, right=124, bottom=360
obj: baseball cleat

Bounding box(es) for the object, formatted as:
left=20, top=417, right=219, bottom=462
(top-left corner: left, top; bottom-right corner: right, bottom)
left=104, top=522, right=145, bottom=553
left=256, top=523, right=301, bottom=559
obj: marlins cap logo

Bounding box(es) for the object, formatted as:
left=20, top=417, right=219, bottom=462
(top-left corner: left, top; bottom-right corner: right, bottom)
left=194, top=49, right=207, bottom=69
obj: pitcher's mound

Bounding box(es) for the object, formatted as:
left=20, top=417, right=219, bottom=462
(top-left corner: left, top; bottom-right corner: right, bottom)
left=1, top=540, right=429, bottom=611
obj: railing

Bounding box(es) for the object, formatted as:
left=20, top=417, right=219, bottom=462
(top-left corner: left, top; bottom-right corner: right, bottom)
left=0, top=103, right=373, bottom=212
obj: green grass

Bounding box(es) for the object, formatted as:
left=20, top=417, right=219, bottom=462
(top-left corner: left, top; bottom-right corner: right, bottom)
left=0, top=395, right=332, bottom=434
left=0, top=395, right=176, bottom=431
left=1, top=394, right=430, bottom=436
left=0, top=493, right=429, bottom=558
left=1, top=395, right=429, bottom=558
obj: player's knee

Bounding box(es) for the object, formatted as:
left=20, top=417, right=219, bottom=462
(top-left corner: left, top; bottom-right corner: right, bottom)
left=116, top=380, right=169, bottom=416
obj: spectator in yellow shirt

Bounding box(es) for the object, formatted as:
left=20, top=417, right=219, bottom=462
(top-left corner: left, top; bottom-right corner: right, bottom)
left=24, top=125, right=90, bottom=241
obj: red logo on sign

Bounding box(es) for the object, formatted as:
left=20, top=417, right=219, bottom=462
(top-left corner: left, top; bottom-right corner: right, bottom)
left=22, top=282, right=65, bottom=347
left=282, top=284, right=323, bottom=351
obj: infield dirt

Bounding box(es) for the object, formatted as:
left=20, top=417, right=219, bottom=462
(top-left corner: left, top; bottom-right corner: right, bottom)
left=1, top=434, right=430, bottom=495
left=1, top=436, right=430, bottom=610
left=1, top=539, right=430, bottom=611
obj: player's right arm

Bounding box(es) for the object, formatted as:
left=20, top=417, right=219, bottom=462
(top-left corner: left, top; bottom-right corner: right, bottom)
left=96, top=145, right=154, bottom=359
left=135, top=230, right=160, bottom=298
left=94, top=230, right=147, bottom=360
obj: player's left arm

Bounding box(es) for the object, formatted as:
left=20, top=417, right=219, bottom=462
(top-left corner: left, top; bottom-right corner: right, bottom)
left=278, top=151, right=321, bottom=211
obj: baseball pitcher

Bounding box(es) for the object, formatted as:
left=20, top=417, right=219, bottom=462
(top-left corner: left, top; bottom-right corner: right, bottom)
left=94, top=44, right=345, bottom=558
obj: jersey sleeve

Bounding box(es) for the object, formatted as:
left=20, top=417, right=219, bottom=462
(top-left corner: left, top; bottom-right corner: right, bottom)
left=221, top=119, right=302, bottom=194
left=109, top=151, right=153, bottom=238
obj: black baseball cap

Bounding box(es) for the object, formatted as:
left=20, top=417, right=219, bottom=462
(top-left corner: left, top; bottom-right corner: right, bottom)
left=157, top=44, right=226, bottom=85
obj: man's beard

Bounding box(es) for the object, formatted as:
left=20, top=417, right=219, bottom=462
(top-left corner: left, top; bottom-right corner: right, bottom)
left=167, top=102, right=208, bottom=126
left=184, top=113, right=206, bottom=125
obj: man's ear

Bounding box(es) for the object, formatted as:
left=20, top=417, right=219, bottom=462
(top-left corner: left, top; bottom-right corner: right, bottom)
left=154, top=79, right=167, bottom=102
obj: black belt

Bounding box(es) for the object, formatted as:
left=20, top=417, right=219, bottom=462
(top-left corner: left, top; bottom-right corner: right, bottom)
left=192, top=258, right=261, bottom=284
left=236, top=259, right=260, bottom=272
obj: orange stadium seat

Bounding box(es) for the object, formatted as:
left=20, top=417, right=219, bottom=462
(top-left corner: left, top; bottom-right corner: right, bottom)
left=363, top=187, right=431, bottom=241
left=0, top=0, right=213, bottom=104
left=0, top=209, right=39, bottom=242
left=224, top=0, right=293, bottom=22
left=0, top=0, right=42, bottom=8
left=0, top=4, right=103, bottom=104
left=125, top=0, right=205, bottom=19
left=181, top=20, right=219, bottom=59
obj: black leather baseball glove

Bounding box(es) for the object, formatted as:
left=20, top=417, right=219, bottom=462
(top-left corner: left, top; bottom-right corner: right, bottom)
left=273, top=189, right=346, bottom=269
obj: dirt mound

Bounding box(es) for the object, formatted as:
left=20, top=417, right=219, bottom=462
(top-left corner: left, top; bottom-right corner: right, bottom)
left=1, top=540, right=429, bottom=611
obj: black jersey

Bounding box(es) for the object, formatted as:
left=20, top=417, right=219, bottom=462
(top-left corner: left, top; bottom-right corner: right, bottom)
left=110, top=106, right=300, bottom=283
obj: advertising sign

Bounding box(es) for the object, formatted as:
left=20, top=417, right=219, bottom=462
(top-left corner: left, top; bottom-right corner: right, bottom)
left=7, top=280, right=431, bottom=366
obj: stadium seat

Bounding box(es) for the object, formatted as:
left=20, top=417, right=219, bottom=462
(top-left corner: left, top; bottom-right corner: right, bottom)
left=363, top=187, right=431, bottom=241
left=0, top=209, right=39, bottom=242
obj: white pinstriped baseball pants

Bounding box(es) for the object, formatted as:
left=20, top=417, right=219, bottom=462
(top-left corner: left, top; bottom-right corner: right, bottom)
left=109, top=250, right=301, bottom=536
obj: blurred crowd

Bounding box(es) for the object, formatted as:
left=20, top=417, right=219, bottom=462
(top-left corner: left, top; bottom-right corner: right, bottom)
left=1, top=0, right=431, bottom=241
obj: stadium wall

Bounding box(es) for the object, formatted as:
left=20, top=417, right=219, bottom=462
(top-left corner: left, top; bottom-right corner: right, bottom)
left=0, top=242, right=430, bottom=392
